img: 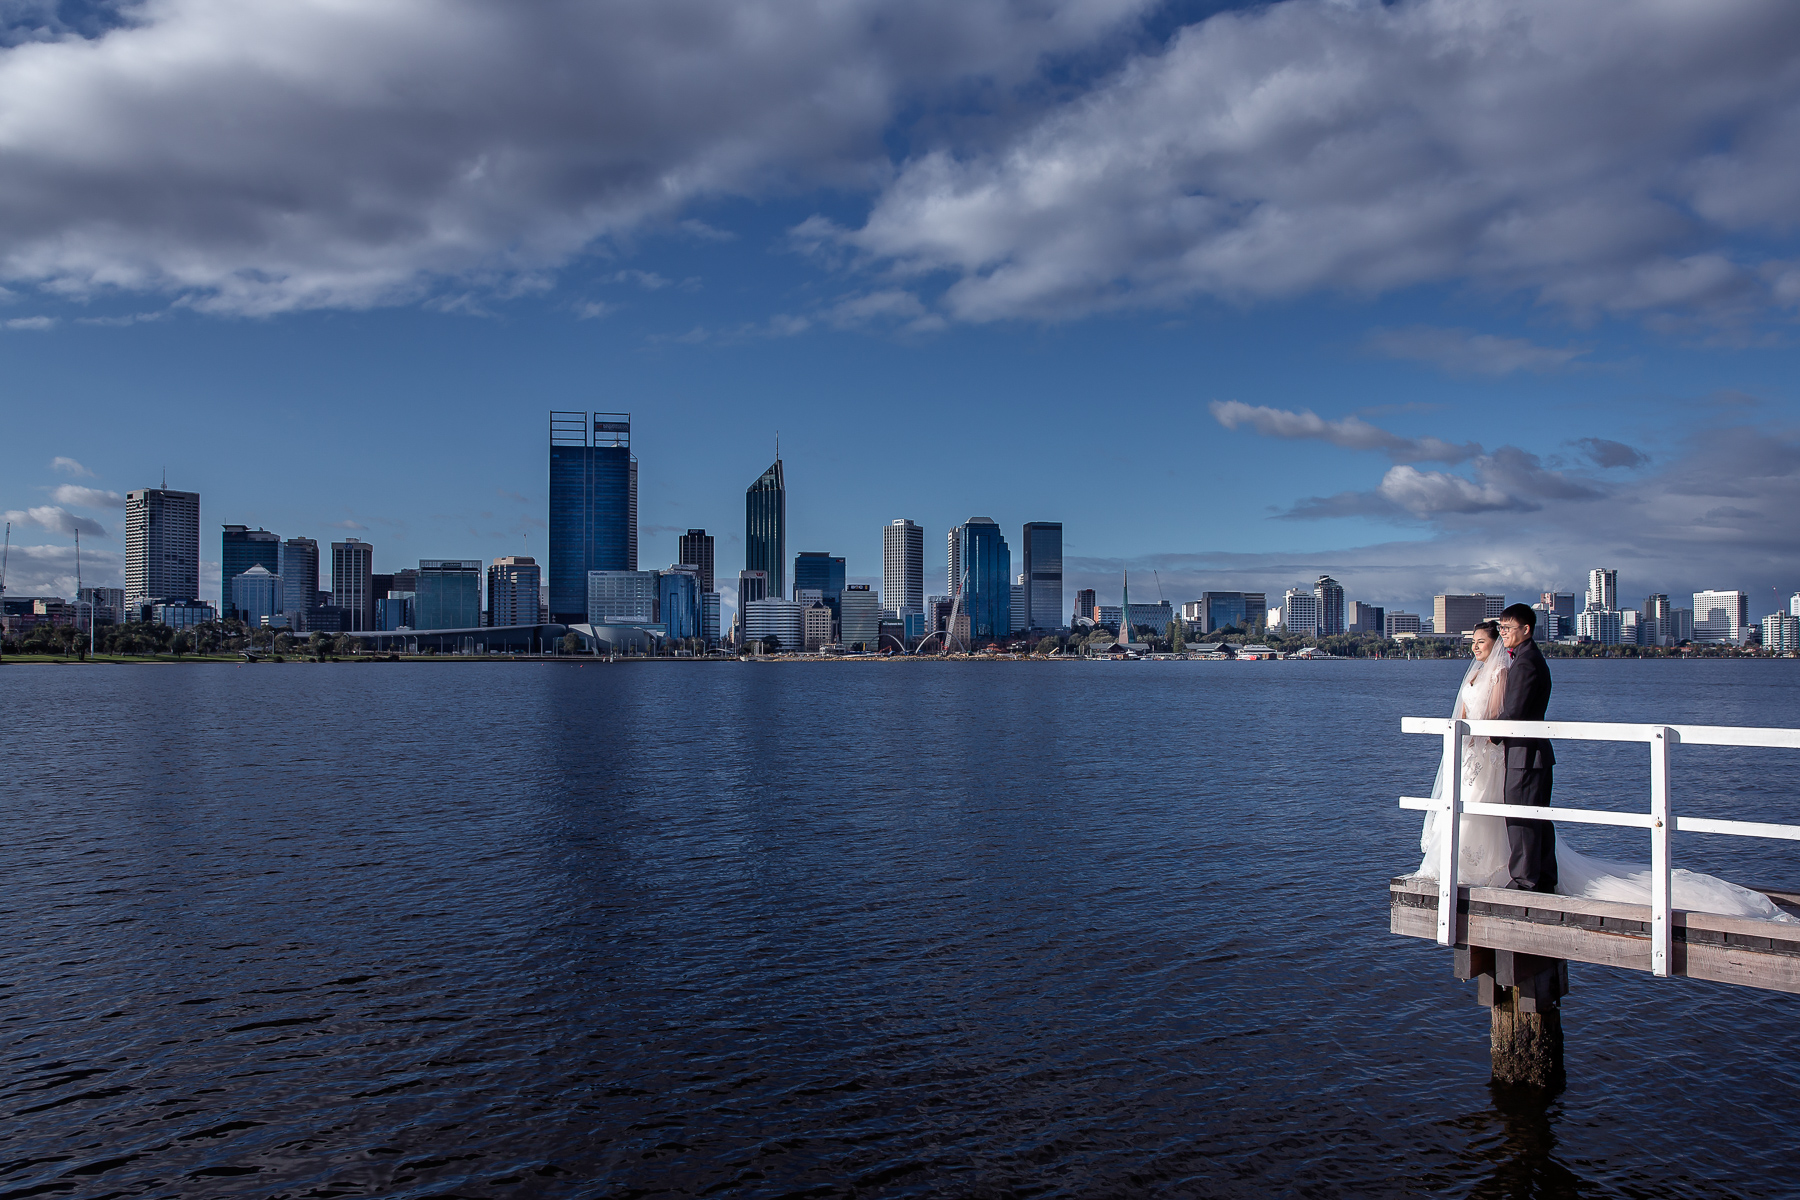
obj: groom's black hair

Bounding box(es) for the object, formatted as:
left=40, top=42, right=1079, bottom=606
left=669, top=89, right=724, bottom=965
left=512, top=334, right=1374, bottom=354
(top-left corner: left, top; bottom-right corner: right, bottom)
left=1501, top=602, right=1536, bottom=629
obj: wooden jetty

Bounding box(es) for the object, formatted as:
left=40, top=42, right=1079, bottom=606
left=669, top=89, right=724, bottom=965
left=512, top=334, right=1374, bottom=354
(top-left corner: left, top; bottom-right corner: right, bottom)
left=1389, top=717, right=1800, bottom=1087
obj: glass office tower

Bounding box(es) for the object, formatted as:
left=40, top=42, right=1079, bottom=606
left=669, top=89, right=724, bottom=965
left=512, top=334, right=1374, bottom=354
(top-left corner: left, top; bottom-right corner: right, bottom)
left=1020, top=521, right=1063, bottom=632
left=677, top=529, right=715, bottom=594
left=952, top=518, right=1011, bottom=640
left=415, top=560, right=483, bottom=630
left=222, top=525, right=281, bottom=619
left=745, top=458, right=786, bottom=598
left=792, top=551, right=845, bottom=621
left=549, top=412, right=637, bottom=624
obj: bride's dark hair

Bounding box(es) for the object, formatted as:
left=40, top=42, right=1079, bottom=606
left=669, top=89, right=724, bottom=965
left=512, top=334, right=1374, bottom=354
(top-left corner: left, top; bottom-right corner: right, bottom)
left=1473, top=620, right=1500, bottom=641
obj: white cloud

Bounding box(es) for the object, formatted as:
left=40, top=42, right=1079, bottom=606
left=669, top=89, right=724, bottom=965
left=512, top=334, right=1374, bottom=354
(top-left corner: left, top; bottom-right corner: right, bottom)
left=0, top=542, right=123, bottom=597
left=1364, top=327, right=1590, bottom=377
left=2, top=315, right=53, bottom=329
left=49, top=484, right=124, bottom=508
left=49, top=456, right=93, bottom=476
left=835, top=0, right=1800, bottom=327
left=1, top=505, right=107, bottom=537
left=1209, top=400, right=1479, bottom=464
left=0, top=0, right=1150, bottom=315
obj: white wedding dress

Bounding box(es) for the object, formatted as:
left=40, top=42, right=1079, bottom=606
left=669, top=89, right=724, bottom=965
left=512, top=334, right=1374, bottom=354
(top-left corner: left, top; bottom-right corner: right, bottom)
left=1412, top=650, right=1794, bottom=923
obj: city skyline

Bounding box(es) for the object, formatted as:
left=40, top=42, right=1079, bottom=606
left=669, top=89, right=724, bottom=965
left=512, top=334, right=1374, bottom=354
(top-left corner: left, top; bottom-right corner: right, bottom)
left=3, top=5, right=1800, bottom=623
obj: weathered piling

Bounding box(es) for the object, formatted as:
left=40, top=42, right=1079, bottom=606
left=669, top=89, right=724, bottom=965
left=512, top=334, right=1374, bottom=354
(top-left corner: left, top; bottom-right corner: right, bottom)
left=1455, top=946, right=1567, bottom=1087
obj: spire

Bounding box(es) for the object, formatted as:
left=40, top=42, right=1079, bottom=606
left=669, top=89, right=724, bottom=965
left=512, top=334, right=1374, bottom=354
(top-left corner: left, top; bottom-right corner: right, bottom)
left=1115, top=568, right=1135, bottom=648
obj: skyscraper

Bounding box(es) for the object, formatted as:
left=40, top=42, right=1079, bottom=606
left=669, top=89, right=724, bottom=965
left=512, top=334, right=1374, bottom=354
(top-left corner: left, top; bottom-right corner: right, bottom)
left=1587, top=568, right=1618, bottom=612
left=487, top=556, right=541, bottom=627
left=1314, top=575, right=1345, bottom=636
left=126, top=487, right=200, bottom=604
left=883, top=519, right=924, bottom=618
left=1283, top=587, right=1319, bottom=636
left=1642, top=593, right=1672, bottom=647
left=745, top=457, right=786, bottom=599
left=737, top=570, right=769, bottom=606
left=950, top=518, right=1010, bottom=639
left=677, top=529, right=716, bottom=594
left=279, top=537, right=320, bottom=630
left=660, top=566, right=701, bottom=640
left=947, top=527, right=962, bottom=597
left=416, top=560, right=483, bottom=630
left=331, top=538, right=375, bottom=631
left=549, top=412, right=637, bottom=624
left=839, top=584, right=882, bottom=648
left=793, top=552, right=845, bottom=621
left=1433, top=593, right=1489, bottom=639
left=1020, top=521, right=1063, bottom=631
left=221, top=525, right=280, bottom=618
left=1693, top=590, right=1749, bottom=644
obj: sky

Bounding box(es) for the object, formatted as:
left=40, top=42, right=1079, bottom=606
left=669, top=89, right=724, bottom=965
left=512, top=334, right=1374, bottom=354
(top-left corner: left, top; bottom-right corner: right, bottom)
left=3, top=0, right=1800, bottom=623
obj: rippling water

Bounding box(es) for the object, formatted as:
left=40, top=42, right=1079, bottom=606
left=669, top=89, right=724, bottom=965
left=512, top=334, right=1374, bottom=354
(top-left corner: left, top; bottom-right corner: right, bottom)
left=5, top=658, right=1800, bottom=1199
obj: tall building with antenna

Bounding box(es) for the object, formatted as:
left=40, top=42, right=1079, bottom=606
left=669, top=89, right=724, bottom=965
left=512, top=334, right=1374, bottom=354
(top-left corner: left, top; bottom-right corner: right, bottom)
left=126, top=485, right=200, bottom=605
left=745, top=451, right=786, bottom=599
left=548, top=412, right=637, bottom=624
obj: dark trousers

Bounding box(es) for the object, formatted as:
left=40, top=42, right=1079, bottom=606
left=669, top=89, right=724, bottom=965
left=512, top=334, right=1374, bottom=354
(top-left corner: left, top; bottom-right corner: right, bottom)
left=1504, top=764, right=1557, bottom=893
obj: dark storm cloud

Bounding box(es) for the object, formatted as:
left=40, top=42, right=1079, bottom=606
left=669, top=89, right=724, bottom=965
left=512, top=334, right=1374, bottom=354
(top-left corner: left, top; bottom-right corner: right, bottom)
left=1572, top=438, right=1650, bottom=470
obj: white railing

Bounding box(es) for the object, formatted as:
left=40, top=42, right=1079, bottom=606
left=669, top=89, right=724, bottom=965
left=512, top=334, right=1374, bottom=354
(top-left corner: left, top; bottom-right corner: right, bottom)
left=1398, top=717, right=1800, bottom=977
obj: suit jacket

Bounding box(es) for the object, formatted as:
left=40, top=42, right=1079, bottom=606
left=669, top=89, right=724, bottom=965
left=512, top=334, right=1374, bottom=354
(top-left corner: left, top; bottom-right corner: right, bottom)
left=1495, top=637, right=1554, bottom=768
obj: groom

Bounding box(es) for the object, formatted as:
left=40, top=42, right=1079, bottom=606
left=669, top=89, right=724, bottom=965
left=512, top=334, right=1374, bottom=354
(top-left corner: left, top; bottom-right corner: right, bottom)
left=1495, top=604, right=1556, bottom=892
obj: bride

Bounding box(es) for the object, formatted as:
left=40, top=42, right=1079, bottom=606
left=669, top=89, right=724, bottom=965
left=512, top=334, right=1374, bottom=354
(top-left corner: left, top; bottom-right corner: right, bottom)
left=1414, top=621, right=1793, bottom=922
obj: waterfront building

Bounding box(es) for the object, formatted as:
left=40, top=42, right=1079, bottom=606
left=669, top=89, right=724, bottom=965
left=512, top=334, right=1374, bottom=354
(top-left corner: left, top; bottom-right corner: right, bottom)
left=149, top=600, right=215, bottom=628
left=743, top=598, right=804, bottom=651
left=947, top=527, right=961, bottom=598
left=1670, top=607, right=1693, bottom=643
left=1766, top=612, right=1800, bottom=654
left=1792, top=593, right=1800, bottom=619
left=904, top=612, right=929, bottom=640
left=659, top=567, right=701, bottom=641
left=878, top=619, right=905, bottom=652
left=678, top=530, right=716, bottom=594
left=487, top=556, right=541, bottom=628
left=1587, top=568, right=1618, bottom=613
left=1577, top=608, right=1624, bottom=645
left=126, top=486, right=200, bottom=605
left=377, top=593, right=415, bottom=630
left=883, top=519, right=925, bottom=619
left=1642, top=593, right=1672, bottom=647
left=1282, top=587, right=1318, bottom=637
left=1619, top=608, right=1642, bottom=646
left=1097, top=605, right=1122, bottom=628
left=549, top=411, right=637, bottom=624
left=1020, top=521, right=1063, bottom=631
left=1539, top=592, right=1578, bottom=630
left=745, top=457, right=787, bottom=599
left=370, top=573, right=395, bottom=609
left=927, top=596, right=953, bottom=638
left=1314, top=576, right=1346, bottom=636
left=1127, top=601, right=1174, bottom=636
left=1011, top=575, right=1026, bottom=635
left=414, top=560, right=483, bottom=630
left=331, top=538, right=375, bottom=631
left=279, top=537, right=320, bottom=632
left=793, top=552, right=846, bottom=621
left=1693, top=590, right=1750, bottom=644
left=839, top=584, right=882, bottom=649
left=950, top=518, right=1010, bottom=639
left=1190, top=592, right=1250, bottom=634
left=701, top=592, right=721, bottom=649
left=1433, top=594, right=1492, bottom=640
left=78, top=586, right=126, bottom=626
left=1387, top=610, right=1422, bottom=636
left=1348, top=601, right=1385, bottom=635
left=221, top=525, right=280, bottom=619
left=309, top=606, right=348, bottom=633
left=231, top=565, right=282, bottom=630
left=1074, top=588, right=1097, bottom=625
left=588, top=569, right=659, bottom=624
left=391, top=568, right=419, bottom=600
left=804, top=600, right=833, bottom=651
left=1531, top=606, right=1564, bottom=641
left=737, top=570, right=769, bottom=607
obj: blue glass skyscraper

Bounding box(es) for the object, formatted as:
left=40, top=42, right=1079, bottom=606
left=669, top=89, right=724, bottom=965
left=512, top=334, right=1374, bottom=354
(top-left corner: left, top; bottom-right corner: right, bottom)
left=659, top=569, right=701, bottom=641
left=952, top=518, right=1011, bottom=640
left=745, top=458, right=786, bottom=598
left=792, top=551, right=845, bottom=619
left=549, top=412, right=637, bottom=624
left=222, top=525, right=281, bottom=619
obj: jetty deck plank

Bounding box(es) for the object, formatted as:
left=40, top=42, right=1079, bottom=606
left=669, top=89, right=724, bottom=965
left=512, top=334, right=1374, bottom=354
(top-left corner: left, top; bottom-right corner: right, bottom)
left=1390, top=875, right=1800, bottom=995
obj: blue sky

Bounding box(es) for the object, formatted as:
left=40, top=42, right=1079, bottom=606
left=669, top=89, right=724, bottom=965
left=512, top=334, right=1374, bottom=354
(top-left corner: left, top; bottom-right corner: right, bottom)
left=3, top=0, right=1800, bottom=621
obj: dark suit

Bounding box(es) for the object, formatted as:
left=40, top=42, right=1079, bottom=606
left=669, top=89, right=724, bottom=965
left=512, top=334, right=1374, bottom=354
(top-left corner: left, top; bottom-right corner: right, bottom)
left=1495, top=637, right=1556, bottom=892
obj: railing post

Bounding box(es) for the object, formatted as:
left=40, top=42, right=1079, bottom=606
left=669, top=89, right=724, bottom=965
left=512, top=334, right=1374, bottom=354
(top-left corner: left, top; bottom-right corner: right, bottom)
left=1649, top=726, right=1673, bottom=977
left=1438, top=719, right=1465, bottom=946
